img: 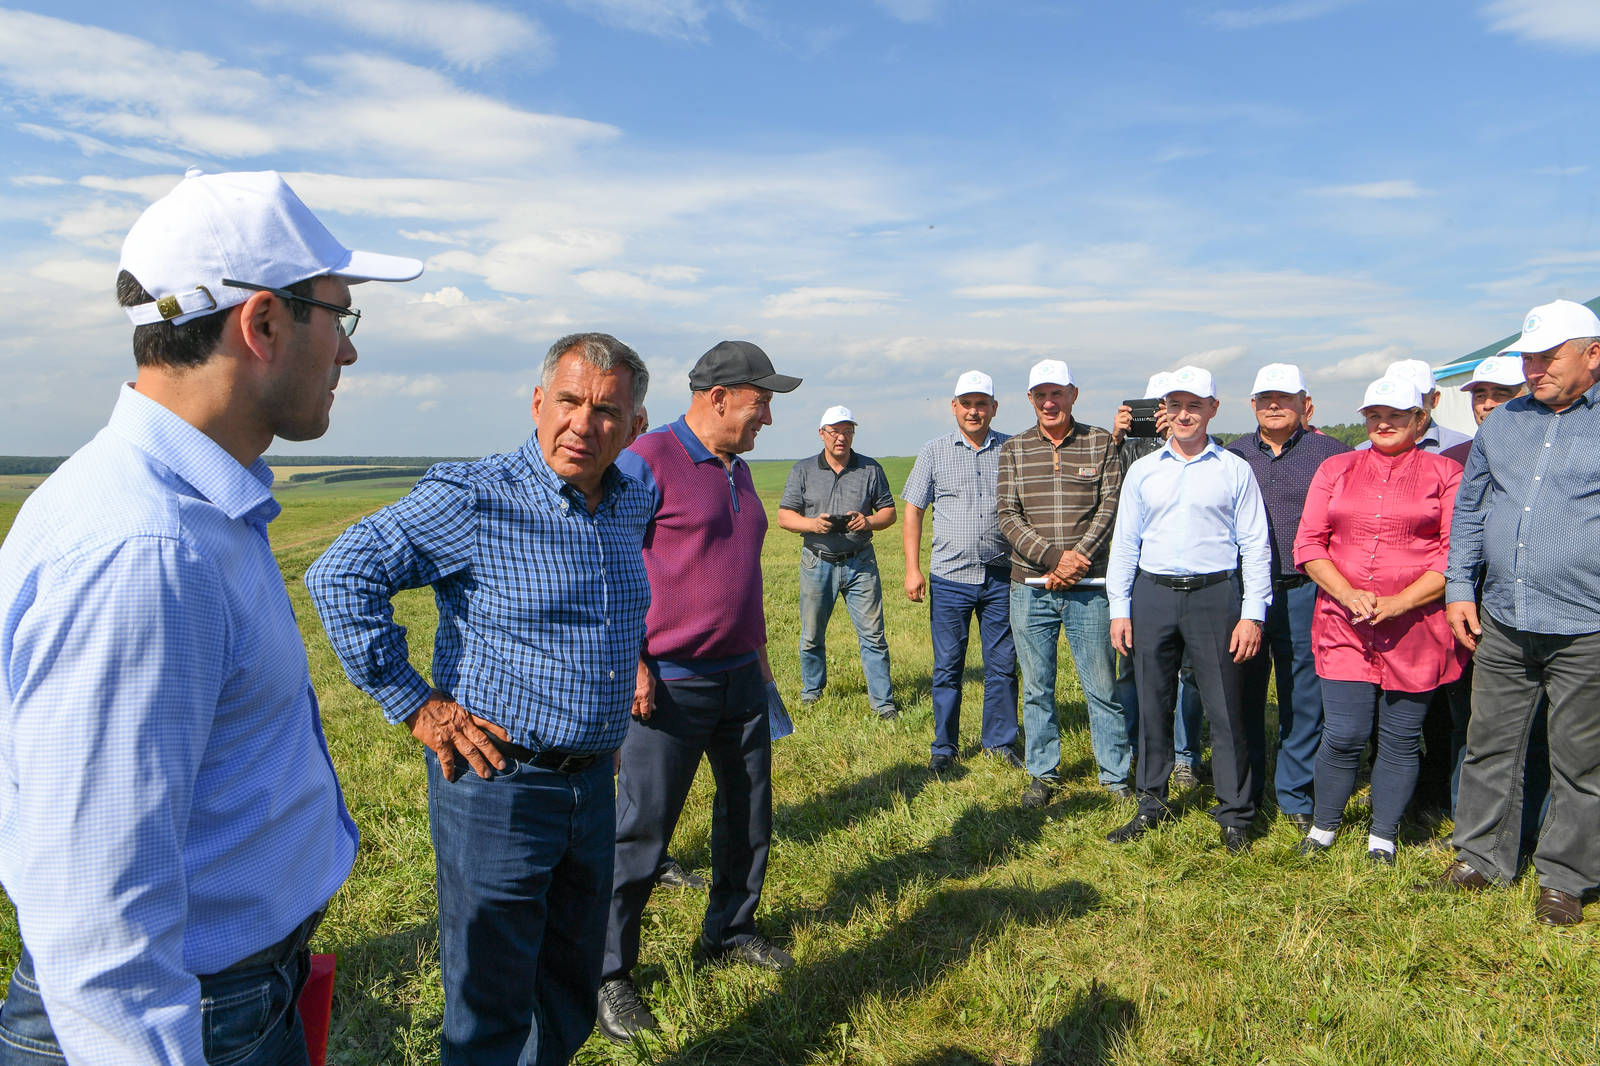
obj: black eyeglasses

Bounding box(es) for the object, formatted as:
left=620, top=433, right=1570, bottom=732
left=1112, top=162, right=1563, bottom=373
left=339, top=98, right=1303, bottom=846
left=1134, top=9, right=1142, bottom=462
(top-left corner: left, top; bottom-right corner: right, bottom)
left=221, top=279, right=362, bottom=337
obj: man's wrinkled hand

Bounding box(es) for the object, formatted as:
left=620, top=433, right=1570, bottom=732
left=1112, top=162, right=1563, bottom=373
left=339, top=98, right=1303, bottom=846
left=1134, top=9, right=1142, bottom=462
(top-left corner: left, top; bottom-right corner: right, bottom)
left=1229, top=620, right=1262, bottom=663
left=633, top=660, right=657, bottom=722
left=406, top=691, right=509, bottom=782
left=1447, top=600, right=1482, bottom=651
left=1111, top=617, right=1134, bottom=656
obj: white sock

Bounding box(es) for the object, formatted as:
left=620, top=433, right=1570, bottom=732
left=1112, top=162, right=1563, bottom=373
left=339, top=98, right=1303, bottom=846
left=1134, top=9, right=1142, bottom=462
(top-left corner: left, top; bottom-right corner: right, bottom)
left=1307, top=826, right=1336, bottom=846
left=1367, top=834, right=1396, bottom=855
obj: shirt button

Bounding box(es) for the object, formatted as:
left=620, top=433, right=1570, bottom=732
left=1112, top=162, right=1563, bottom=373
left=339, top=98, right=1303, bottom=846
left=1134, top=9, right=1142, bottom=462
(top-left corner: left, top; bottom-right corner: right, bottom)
left=609, top=670, right=616, bottom=679
left=1525, top=507, right=1531, bottom=511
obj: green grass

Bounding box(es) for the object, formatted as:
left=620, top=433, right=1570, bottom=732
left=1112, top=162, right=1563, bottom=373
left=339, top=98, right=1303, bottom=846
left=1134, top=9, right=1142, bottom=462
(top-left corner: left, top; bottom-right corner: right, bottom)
left=3, top=461, right=1597, bottom=1065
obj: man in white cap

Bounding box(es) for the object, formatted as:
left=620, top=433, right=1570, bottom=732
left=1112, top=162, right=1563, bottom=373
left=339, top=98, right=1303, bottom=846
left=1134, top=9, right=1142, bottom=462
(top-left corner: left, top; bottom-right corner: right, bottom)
left=777, top=405, right=899, bottom=718
left=1356, top=358, right=1473, bottom=452
left=1224, top=364, right=1349, bottom=832
left=1107, top=366, right=1271, bottom=852
left=0, top=170, right=422, bottom=1065
left=997, top=359, right=1129, bottom=808
left=903, top=371, right=1020, bottom=773
left=1439, top=298, right=1600, bottom=926
left=1441, top=354, right=1526, bottom=466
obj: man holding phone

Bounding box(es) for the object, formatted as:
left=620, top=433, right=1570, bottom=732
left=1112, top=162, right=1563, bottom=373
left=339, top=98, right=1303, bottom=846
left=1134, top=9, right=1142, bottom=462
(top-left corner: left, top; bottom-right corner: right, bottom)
left=778, top=405, right=900, bottom=719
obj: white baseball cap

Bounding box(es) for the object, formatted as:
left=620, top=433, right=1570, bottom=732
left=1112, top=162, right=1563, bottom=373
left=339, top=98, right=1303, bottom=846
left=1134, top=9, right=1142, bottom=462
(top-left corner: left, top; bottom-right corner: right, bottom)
left=1142, top=372, right=1172, bottom=399
left=1361, top=376, right=1424, bottom=412
left=1460, top=354, right=1526, bottom=390
left=1027, top=359, right=1074, bottom=390
left=120, top=168, right=424, bottom=327
left=1383, top=358, right=1437, bottom=395
left=819, top=404, right=856, bottom=427
left=953, top=370, right=995, bottom=397
left=1498, top=299, right=1600, bottom=356
left=1164, top=365, right=1216, bottom=400
left=1250, top=363, right=1307, bottom=396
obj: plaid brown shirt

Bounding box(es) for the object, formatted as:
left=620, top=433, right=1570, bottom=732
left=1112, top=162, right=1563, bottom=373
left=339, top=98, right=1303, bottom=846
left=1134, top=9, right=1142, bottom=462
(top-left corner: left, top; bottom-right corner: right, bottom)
left=996, top=420, right=1122, bottom=582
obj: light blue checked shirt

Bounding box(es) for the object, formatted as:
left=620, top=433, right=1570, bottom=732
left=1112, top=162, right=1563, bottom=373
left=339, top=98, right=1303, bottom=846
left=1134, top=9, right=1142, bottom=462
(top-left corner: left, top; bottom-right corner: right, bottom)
left=1107, top=439, right=1272, bottom=622
left=1446, top=382, right=1600, bottom=635
left=306, top=436, right=652, bottom=753
left=0, top=386, right=358, bottom=1066
left=901, top=429, right=1012, bottom=584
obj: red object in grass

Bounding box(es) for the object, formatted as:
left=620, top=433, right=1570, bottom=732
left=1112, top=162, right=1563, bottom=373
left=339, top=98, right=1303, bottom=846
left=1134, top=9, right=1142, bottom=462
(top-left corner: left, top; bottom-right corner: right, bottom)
left=298, top=953, right=337, bottom=1066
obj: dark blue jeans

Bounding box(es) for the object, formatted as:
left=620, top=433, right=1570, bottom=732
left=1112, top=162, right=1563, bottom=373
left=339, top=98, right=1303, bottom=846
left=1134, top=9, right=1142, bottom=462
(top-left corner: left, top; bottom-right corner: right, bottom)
left=0, top=943, right=310, bottom=1065
left=1314, top=680, right=1429, bottom=841
left=427, top=749, right=614, bottom=1066
left=605, top=663, right=771, bottom=981
left=1240, top=578, right=1323, bottom=816
left=928, top=567, right=1018, bottom=758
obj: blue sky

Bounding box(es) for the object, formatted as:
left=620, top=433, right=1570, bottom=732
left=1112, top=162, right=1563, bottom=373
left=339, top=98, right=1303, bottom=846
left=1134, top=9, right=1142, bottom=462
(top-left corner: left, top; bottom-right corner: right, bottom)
left=1, top=0, right=1597, bottom=459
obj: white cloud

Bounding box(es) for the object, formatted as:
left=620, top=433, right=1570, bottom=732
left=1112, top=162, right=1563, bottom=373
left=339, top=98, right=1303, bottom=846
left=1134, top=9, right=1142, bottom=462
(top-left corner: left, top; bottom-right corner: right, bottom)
left=16, top=124, right=186, bottom=167
left=562, top=0, right=711, bottom=39
left=417, top=287, right=471, bottom=308
left=1533, top=164, right=1589, bottom=176
left=952, top=284, right=1068, bottom=300
left=762, top=286, right=899, bottom=318
left=1209, top=0, right=1364, bottom=30
left=257, top=0, right=550, bottom=68
left=30, top=257, right=116, bottom=293
left=1315, top=345, right=1411, bottom=382
left=1483, top=0, right=1600, bottom=50
left=574, top=269, right=707, bottom=304
left=1311, top=180, right=1428, bottom=200
left=1183, top=345, right=1248, bottom=370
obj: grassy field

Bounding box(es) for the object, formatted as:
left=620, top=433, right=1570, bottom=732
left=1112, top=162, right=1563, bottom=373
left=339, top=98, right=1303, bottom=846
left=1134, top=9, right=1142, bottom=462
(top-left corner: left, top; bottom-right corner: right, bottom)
left=1, top=458, right=1596, bottom=1065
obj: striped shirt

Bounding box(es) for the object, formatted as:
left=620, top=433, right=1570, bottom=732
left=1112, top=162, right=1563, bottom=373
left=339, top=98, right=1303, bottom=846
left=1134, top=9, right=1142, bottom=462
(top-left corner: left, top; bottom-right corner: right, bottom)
left=0, top=385, right=358, bottom=1066
left=996, top=421, right=1122, bottom=583
left=1445, top=383, right=1600, bottom=635
left=306, top=437, right=653, bottom=754
left=901, top=428, right=1012, bottom=584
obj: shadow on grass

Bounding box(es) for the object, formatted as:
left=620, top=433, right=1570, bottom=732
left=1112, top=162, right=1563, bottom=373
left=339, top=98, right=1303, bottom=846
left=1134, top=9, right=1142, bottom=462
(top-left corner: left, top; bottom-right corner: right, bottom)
left=326, top=919, right=438, bottom=1064
left=900, top=979, right=1139, bottom=1066
left=773, top=759, right=936, bottom=844
left=657, top=878, right=1102, bottom=1066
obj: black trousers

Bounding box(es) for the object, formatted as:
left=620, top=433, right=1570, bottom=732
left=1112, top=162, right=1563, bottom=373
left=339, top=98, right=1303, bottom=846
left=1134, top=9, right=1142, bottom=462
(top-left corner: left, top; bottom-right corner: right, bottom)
left=603, top=662, right=771, bottom=981
left=1131, top=572, right=1256, bottom=828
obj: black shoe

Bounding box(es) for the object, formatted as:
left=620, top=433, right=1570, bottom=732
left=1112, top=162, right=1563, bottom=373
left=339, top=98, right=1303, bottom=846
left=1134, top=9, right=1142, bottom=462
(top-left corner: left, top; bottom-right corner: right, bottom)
left=1106, top=785, right=1135, bottom=802
left=984, top=745, right=1025, bottom=770
left=800, top=697, right=819, bottom=709
left=929, top=753, right=954, bottom=773
left=597, top=977, right=659, bottom=1044
left=656, top=856, right=708, bottom=890
left=1296, top=835, right=1332, bottom=857
left=1170, top=764, right=1199, bottom=791
left=1021, top=777, right=1056, bottom=810
left=698, top=934, right=794, bottom=971
left=1284, top=812, right=1314, bottom=834
left=876, top=703, right=900, bottom=721
left=1106, top=811, right=1169, bottom=843
left=1221, top=825, right=1251, bottom=854
left=1367, top=847, right=1396, bottom=867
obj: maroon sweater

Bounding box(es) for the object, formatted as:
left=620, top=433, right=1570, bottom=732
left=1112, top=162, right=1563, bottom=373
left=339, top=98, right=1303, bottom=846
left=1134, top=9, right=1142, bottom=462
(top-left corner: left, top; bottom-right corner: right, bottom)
left=617, top=417, right=768, bottom=669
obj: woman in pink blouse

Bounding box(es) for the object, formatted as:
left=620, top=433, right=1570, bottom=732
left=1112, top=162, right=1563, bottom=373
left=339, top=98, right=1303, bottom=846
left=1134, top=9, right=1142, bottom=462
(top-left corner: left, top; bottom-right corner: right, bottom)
left=1292, top=377, right=1467, bottom=864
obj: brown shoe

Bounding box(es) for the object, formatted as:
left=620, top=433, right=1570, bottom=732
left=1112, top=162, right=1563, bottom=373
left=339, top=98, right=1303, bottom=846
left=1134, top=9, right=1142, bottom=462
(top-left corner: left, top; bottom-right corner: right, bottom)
left=1438, top=860, right=1491, bottom=891
left=1536, top=888, right=1584, bottom=927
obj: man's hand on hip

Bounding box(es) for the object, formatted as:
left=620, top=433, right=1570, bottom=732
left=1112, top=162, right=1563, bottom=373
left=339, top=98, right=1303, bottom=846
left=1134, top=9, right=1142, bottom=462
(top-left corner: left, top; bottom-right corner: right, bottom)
left=406, top=691, right=510, bottom=782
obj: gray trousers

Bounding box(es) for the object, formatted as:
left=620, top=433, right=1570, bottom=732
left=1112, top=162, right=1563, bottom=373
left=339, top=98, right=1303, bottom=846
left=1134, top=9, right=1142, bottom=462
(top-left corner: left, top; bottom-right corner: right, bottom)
left=1453, top=613, right=1600, bottom=897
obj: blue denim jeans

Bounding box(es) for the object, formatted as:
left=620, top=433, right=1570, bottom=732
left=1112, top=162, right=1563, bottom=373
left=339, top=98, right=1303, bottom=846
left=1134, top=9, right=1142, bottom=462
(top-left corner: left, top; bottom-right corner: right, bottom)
left=798, top=547, right=894, bottom=711
left=1240, top=578, right=1323, bottom=815
left=1116, top=653, right=1202, bottom=766
left=928, top=567, right=1018, bottom=758
left=0, top=944, right=310, bottom=1065
left=1010, top=583, right=1131, bottom=788
left=1314, top=680, right=1430, bottom=841
left=427, top=748, right=614, bottom=1066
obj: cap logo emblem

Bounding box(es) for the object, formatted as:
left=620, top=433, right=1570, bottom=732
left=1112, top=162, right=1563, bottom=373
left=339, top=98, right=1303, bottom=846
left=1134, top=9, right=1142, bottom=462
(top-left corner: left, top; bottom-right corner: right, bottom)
left=1525, top=313, right=1541, bottom=333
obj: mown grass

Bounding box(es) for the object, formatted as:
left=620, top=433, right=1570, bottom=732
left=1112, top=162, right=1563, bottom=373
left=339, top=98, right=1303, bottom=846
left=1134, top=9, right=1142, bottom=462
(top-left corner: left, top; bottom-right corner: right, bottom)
left=3, top=457, right=1597, bottom=1066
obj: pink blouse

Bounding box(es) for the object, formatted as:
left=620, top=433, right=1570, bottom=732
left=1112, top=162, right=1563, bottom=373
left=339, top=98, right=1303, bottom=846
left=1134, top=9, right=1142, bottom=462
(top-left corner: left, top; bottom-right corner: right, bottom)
left=1292, top=446, right=1467, bottom=692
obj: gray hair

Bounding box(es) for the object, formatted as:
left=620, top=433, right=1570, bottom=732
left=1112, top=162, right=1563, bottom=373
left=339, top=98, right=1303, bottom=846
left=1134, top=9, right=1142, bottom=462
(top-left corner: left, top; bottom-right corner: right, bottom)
left=542, top=333, right=649, bottom=409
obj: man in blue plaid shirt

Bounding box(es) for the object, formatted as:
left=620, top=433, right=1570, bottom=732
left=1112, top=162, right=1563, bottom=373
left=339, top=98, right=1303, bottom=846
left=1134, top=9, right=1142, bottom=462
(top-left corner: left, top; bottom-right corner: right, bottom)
left=307, top=333, right=653, bottom=1065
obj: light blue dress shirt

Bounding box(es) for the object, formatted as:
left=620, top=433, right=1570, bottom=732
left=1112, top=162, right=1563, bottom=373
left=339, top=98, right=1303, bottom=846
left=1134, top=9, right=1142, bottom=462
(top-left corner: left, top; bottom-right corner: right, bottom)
left=1107, top=439, right=1272, bottom=622
left=0, top=386, right=358, bottom=1066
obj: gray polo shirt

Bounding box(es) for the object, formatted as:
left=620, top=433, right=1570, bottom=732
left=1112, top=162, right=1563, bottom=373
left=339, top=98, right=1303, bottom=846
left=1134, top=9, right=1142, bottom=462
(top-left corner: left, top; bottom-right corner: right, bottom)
left=780, top=451, right=894, bottom=555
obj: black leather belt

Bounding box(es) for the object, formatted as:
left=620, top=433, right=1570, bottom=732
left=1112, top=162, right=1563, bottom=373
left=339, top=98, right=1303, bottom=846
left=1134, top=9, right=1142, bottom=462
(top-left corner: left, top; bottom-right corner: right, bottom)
left=208, top=908, right=325, bottom=976
left=1143, top=569, right=1232, bottom=591
left=809, top=545, right=866, bottom=563
left=1274, top=574, right=1309, bottom=590
left=499, top=740, right=607, bottom=774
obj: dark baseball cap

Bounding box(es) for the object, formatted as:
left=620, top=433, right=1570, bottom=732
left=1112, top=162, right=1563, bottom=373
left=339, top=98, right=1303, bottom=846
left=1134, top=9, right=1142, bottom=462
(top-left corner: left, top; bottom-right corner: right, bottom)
left=688, top=340, right=802, bottom=393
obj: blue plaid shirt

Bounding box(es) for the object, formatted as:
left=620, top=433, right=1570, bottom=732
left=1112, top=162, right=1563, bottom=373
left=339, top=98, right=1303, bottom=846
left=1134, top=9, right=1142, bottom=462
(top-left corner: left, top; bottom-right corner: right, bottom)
left=0, top=386, right=357, bottom=1066
left=902, top=429, right=1012, bottom=583
left=306, top=436, right=653, bottom=753
left=1446, top=381, right=1600, bottom=635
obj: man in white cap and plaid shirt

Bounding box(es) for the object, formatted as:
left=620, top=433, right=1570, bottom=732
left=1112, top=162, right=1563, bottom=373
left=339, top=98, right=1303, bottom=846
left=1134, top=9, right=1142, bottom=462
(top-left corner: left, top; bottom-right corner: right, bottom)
left=0, top=169, right=422, bottom=1065
left=1439, top=299, right=1600, bottom=926
left=778, top=405, right=899, bottom=718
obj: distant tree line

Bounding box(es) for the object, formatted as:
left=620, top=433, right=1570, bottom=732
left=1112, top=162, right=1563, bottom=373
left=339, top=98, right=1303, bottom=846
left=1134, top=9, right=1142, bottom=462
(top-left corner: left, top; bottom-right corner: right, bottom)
left=264, top=455, right=473, bottom=466
left=0, top=458, right=67, bottom=475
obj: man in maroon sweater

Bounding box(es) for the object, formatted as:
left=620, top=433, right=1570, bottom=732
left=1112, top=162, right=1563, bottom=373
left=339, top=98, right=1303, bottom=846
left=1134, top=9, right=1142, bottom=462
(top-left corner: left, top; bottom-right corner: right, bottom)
left=597, top=341, right=802, bottom=1043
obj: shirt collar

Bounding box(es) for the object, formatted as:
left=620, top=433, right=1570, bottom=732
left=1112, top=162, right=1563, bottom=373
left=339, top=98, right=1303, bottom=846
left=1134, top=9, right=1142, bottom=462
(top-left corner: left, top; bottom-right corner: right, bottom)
left=519, top=432, right=627, bottom=508
left=951, top=429, right=1000, bottom=452
left=1253, top=426, right=1305, bottom=455
left=1159, top=437, right=1222, bottom=462
left=670, top=415, right=742, bottom=468
left=816, top=449, right=861, bottom=471
left=108, top=384, right=279, bottom=523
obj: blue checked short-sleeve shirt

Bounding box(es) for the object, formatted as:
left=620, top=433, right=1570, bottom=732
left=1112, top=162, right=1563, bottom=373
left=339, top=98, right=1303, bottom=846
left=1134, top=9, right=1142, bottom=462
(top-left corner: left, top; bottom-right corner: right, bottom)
left=902, top=429, right=1012, bottom=584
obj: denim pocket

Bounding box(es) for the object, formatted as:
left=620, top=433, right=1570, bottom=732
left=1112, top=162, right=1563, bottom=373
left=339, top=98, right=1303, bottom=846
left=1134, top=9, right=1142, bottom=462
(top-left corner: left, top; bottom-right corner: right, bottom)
left=200, top=976, right=277, bottom=1066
